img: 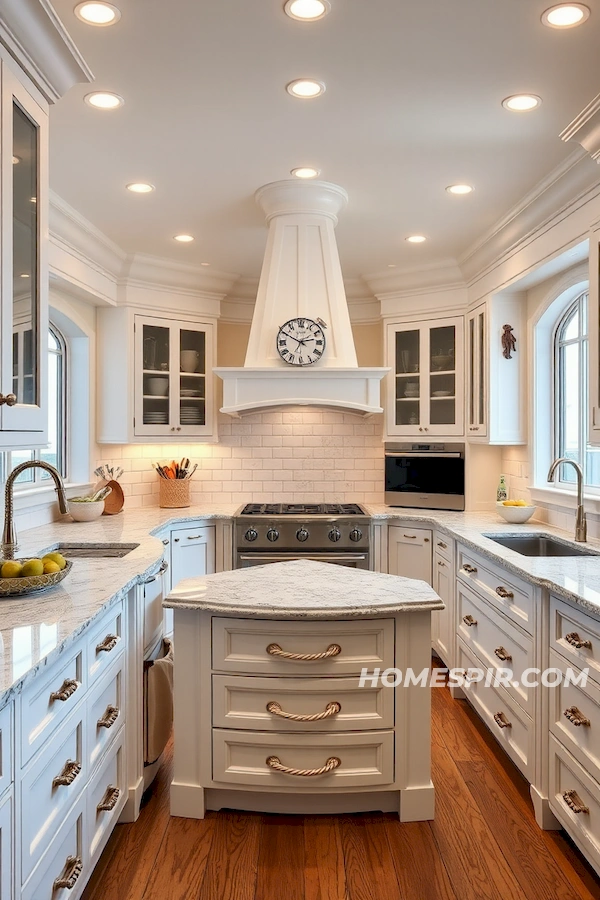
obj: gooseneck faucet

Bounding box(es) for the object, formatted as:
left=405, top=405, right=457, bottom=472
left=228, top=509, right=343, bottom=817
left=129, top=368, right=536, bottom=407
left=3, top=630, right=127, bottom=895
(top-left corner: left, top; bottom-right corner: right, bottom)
left=547, top=457, right=587, bottom=542
left=2, top=461, right=68, bottom=559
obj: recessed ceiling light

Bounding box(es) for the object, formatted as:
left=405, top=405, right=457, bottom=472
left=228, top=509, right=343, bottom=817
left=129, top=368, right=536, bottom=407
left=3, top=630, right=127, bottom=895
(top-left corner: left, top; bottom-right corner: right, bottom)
left=12, top=156, right=20, bottom=165
left=126, top=183, right=155, bottom=193
left=84, top=91, right=124, bottom=110
left=19, top=273, right=30, bottom=278
left=200, top=262, right=210, bottom=266
left=541, top=3, right=590, bottom=27
left=291, top=166, right=320, bottom=178
left=446, top=183, right=474, bottom=195
left=286, top=79, right=326, bottom=99
left=502, top=94, right=542, bottom=111
left=406, top=235, right=427, bottom=244
left=387, top=264, right=397, bottom=268
left=284, top=0, right=330, bottom=21
left=174, top=234, right=194, bottom=242
left=74, top=2, right=121, bottom=25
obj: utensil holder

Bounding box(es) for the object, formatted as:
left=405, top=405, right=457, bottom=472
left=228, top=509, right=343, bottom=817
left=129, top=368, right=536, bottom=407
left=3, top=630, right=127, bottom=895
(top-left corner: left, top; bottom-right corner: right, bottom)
left=159, top=478, right=190, bottom=509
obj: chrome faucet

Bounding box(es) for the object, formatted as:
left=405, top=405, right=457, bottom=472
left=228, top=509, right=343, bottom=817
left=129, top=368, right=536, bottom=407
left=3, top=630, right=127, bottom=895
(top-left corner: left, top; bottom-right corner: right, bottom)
left=547, top=457, right=587, bottom=542
left=2, top=461, right=68, bottom=559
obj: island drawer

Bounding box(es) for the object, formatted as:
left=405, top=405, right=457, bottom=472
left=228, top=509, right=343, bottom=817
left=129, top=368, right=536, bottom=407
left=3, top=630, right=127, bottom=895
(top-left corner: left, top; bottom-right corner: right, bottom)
left=550, top=596, right=600, bottom=687
left=86, top=659, right=124, bottom=773
left=21, top=792, right=86, bottom=900
left=549, top=735, right=600, bottom=872
left=212, top=729, right=394, bottom=788
left=86, top=600, right=125, bottom=688
left=549, top=649, right=600, bottom=784
left=212, top=674, right=394, bottom=732
left=457, top=582, right=534, bottom=716
left=457, top=546, right=533, bottom=633
left=211, top=617, right=394, bottom=676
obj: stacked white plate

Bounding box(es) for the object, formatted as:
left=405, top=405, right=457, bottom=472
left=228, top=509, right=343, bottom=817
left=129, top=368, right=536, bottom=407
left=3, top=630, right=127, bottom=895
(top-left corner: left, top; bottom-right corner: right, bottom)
left=180, top=405, right=203, bottom=424
left=180, top=389, right=201, bottom=397
left=145, top=412, right=168, bottom=424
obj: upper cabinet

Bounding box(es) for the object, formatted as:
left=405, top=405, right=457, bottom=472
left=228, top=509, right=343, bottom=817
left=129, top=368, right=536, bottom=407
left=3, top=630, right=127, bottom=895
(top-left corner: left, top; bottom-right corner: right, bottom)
left=467, top=305, right=487, bottom=438
left=97, top=308, right=217, bottom=443
left=385, top=316, right=464, bottom=438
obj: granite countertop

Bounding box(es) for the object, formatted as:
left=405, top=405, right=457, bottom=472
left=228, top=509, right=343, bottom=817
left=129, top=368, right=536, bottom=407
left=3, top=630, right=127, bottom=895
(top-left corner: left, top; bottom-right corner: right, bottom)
left=165, top=557, right=443, bottom=618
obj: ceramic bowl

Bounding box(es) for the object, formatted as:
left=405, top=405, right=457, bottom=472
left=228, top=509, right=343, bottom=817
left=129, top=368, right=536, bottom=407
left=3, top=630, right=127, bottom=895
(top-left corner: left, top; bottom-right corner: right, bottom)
left=0, top=559, right=72, bottom=597
left=496, top=503, right=536, bottom=524
left=147, top=377, right=169, bottom=396
left=68, top=500, right=105, bottom=522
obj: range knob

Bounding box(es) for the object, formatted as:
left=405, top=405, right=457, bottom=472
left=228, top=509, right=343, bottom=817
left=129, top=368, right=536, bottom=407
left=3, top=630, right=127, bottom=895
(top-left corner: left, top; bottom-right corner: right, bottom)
left=244, top=528, right=258, bottom=542
left=349, top=528, right=363, bottom=542
left=328, top=527, right=342, bottom=543
left=296, top=527, right=309, bottom=543
left=266, top=528, right=279, bottom=542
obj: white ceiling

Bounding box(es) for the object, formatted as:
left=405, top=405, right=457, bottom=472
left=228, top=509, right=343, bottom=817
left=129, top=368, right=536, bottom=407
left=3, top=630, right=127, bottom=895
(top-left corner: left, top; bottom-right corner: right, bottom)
left=48, top=0, right=600, bottom=282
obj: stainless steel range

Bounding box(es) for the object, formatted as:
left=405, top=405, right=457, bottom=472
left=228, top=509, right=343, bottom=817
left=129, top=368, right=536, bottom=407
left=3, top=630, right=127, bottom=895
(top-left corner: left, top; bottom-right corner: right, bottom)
left=234, top=503, right=371, bottom=569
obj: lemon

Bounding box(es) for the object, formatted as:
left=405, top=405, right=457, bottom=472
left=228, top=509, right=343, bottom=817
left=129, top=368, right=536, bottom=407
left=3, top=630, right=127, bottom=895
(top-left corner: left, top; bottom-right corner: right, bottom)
left=21, top=559, right=44, bottom=577
left=43, top=561, right=60, bottom=574
left=1, top=560, right=22, bottom=578
left=42, top=552, right=66, bottom=571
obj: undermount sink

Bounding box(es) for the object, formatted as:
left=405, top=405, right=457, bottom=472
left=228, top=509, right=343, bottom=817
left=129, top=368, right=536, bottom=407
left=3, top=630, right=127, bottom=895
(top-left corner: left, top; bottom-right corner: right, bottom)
left=483, top=533, right=599, bottom=558
left=53, top=542, right=139, bottom=559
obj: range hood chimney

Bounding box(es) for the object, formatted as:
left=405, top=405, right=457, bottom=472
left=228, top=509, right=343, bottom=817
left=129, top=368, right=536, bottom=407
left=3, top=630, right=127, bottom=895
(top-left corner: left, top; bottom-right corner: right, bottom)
left=215, top=180, right=388, bottom=416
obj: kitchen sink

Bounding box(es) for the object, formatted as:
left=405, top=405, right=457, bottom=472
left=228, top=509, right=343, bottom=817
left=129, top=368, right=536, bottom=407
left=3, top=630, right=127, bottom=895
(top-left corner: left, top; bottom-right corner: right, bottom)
left=53, top=542, right=139, bottom=559
left=483, top=533, right=599, bottom=558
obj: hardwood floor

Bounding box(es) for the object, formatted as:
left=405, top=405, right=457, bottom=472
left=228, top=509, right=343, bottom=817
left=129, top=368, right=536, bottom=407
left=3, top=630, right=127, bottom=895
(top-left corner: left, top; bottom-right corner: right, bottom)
left=83, top=681, right=600, bottom=900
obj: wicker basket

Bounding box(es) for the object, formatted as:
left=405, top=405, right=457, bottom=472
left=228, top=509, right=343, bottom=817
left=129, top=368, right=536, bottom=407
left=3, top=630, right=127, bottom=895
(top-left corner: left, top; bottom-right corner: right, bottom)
left=159, top=478, right=190, bottom=509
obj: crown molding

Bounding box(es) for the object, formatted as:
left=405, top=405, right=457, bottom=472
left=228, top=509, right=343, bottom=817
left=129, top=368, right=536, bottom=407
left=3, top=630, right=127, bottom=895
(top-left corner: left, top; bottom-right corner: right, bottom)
left=364, top=259, right=464, bottom=296
left=0, top=0, right=92, bottom=103
left=561, top=94, right=600, bottom=162
left=121, top=253, right=240, bottom=297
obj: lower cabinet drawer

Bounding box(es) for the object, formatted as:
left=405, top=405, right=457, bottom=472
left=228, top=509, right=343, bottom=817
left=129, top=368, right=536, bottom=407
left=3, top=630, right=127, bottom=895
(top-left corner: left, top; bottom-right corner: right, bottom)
left=0, top=703, right=12, bottom=798
left=457, top=641, right=533, bottom=780
left=86, top=599, right=125, bottom=688
left=22, top=793, right=86, bottom=900
left=87, top=659, right=125, bottom=772
left=550, top=595, right=600, bottom=687
left=457, top=546, right=533, bottom=634
left=21, top=709, right=86, bottom=882
left=212, top=729, right=394, bottom=788
left=87, top=728, right=126, bottom=865
left=549, top=734, right=600, bottom=872
left=212, top=675, right=394, bottom=732
left=549, top=650, right=600, bottom=785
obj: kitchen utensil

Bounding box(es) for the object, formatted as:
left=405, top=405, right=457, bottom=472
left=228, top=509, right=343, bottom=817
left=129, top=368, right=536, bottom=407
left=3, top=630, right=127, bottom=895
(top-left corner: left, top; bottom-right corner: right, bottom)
left=103, top=480, right=125, bottom=515
left=180, top=349, right=200, bottom=373
left=0, top=559, right=73, bottom=597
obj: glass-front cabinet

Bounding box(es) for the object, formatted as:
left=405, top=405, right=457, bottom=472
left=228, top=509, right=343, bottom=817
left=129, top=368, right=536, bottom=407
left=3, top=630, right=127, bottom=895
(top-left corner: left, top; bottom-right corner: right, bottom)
left=467, top=304, right=487, bottom=437
left=386, top=316, right=464, bottom=437
left=0, top=65, right=49, bottom=444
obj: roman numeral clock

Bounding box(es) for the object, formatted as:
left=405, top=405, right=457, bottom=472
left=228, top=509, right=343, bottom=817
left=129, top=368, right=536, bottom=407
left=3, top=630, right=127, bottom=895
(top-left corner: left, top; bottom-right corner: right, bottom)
left=276, top=317, right=327, bottom=366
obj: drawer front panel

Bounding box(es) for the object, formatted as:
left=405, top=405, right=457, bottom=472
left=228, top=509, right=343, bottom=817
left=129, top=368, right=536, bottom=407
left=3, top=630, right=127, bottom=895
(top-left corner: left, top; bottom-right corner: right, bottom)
left=87, top=728, right=126, bottom=865
left=0, top=703, right=12, bottom=797
left=550, top=596, right=600, bottom=687
left=457, top=583, right=533, bottom=715
left=87, top=660, right=124, bottom=772
left=86, top=600, right=124, bottom=687
left=21, top=710, right=85, bottom=882
left=212, top=618, right=394, bottom=676
left=457, top=546, right=533, bottom=633
left=212, top=675, right=394, bottom=732
left=0, top=791, right=12, bottom=900
left=457, top=641, right=533, bottom=780
left=22, top=793, right=86, bottom=900
left=549, top=650, right=600, bottom=784
left=143, top=574, right=164, bottom=654
left=433, top=532, right=452, bottom=563
left=20, top=648, right=84, bottom=766
left=213, top=729, right=394, bottom=788
left=549, top=735, right=600, bottom=872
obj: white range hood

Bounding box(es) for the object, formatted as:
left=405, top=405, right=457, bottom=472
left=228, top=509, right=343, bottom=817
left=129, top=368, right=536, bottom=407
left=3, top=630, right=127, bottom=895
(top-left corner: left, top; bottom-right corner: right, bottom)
left=215, top=179, right=388, bottom=417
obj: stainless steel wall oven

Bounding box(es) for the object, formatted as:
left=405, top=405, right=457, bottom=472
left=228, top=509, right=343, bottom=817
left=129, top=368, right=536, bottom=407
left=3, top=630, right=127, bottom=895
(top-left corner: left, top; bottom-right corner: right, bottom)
left=384, top=443, right=465, bottom=511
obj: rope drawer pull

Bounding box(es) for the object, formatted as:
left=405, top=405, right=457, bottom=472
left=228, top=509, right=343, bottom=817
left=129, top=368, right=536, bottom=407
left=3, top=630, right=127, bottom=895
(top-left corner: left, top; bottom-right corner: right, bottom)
left=564, top=706, right=591, bottom=727
left=493, top=712, right=512, bottom=729
left=50, top=679, right=79, bottom=703
left=97, top=785, right=121, bottom=812
left=562, top=790, right=589, bottom=815
left=96, top=634, right=119, bottom=653
left=565, top=632, right=592, bottom=650
left=52, top=759, right=82, bottom=788
left=266, top=700, right=341, bottom=722
left=97, top=705, right=119, bottom=729
left=496, top=586, right=514, bottom=600
left=53, top=856, right=83, bottom=891
left=266, top=643, right=341, bottom=662
left=462, top=615, right=477, bottom=627
left=494, top=646, right=512, bottom=662
left=462, top=564, right=477, bottom=574
left=266, top=755, right=341, bottom=777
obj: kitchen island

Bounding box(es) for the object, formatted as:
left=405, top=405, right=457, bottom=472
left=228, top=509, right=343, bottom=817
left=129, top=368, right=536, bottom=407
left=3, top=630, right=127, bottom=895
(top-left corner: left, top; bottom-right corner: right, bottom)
left=165, top=558, right=443, bottom=821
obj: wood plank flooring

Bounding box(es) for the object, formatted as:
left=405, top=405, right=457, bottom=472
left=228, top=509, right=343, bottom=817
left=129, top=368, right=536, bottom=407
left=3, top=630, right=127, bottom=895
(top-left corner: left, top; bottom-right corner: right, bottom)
left=83, top=679, right=600, bottom=900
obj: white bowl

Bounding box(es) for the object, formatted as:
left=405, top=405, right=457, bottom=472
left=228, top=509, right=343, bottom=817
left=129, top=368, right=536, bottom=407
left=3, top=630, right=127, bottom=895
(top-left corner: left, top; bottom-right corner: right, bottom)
left=147, top=377, right=168, bottom=397
left=496, top=503, right=536, bottom=524
left=68, top=500, right=105, bottom=522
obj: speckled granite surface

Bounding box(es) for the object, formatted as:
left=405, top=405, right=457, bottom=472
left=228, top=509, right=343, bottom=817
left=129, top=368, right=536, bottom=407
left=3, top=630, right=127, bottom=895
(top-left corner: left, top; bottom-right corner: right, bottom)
left=165, top=557, right=442, bottom=618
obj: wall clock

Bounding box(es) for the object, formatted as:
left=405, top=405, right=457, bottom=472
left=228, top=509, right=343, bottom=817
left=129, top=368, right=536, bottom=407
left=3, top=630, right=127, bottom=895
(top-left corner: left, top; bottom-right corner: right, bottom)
left=276, top=317, right=326, bottom=366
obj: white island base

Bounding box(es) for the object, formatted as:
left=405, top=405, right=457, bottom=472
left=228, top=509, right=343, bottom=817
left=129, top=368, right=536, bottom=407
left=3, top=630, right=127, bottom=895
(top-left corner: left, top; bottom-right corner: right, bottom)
left=165, top=560, right=443, bottom=821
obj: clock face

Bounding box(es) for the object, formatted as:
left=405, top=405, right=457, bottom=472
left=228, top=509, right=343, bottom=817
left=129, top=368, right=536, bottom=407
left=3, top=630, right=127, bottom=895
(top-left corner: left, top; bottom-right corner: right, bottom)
left=276, top=317, right=326, bottom=366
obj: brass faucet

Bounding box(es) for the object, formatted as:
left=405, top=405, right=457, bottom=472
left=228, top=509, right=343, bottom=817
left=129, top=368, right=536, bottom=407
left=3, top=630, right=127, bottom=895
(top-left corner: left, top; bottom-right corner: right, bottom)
left=2, top=461, right=68, bottom=559
left=547, top=457, right=587, bottom=543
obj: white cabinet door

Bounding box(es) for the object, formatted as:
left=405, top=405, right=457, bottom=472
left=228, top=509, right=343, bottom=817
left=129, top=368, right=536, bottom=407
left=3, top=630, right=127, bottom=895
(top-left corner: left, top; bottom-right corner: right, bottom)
left=433, top=551, right=453, bottom=666
left=0, top=790, right=12, bottom=900
left=387, top=526, right=432, bottom=584
left=467, top=304, right=487, bottom=438
left=166, top=525, right=216, bottom=635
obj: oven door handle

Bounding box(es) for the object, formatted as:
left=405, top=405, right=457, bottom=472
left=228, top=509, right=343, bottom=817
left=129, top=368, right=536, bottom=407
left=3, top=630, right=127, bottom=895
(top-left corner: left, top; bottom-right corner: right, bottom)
left=238, top=554, right=369, bottom=563
left=385, top=451, right=462, bottom=458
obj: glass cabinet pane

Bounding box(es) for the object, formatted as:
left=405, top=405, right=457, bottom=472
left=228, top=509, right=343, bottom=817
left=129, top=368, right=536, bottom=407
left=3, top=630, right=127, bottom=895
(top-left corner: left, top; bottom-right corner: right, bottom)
left=429, top=325, right=456, bottom=427
left=478, top=312, right=485, bottom=425
left=12, top=102, right=39, bottom=407
left=180, top=329, right=206, bottom=426
left=468, top=317, right=475, bottom=426
left=395, top=331, right=420, bottom=426
left=142, top=323, right=170, bottom=426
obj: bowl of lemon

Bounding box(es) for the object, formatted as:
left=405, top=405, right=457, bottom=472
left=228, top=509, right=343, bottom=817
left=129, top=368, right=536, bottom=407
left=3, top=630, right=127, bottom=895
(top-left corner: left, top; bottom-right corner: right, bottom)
left=497, top=499, right=537, bottom=524
left=0, top=551, right=71, bottom=597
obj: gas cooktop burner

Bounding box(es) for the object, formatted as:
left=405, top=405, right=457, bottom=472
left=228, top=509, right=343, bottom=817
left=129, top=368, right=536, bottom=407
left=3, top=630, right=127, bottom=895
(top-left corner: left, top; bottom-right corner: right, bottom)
left=239, top=503, right=366, bottom=516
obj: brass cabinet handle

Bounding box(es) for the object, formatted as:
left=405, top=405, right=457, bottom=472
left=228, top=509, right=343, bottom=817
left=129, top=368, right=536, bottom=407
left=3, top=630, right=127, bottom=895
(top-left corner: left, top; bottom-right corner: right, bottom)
left=266, top=643, right=341, bottom=662
left=53, top=855, right=83, bottom=891
left=97, top=785, right=121, bottom=812
left=266, top=700, right=341, bottom=722
left=462, top=614, right=478, bottom=627
left=493, top=711, right=512, bottom=729
left=462, top=564, right=477, bottom=574
left=50, top=679, right=79, bottom=703
left=437, top=541, right=447, bottom=549
left=437, top=560, right=446, bottom=567
left=562, top=789, right=589, bottom=814
left=403, top=534, right=417, bottom=539
left=97, top=705, right=119, bottom=729
left=266, top=755, right=341, bottom=777
left=563, top=706, right=591, bottom=727
left=494, top=646, right=513, bottom=662
left=565, top=632, right=592, bottom=650
left=186, top=535, right=203, bottom=540
left=96, top=634, right=119, bottom=654
left=496, top=586, right=514, bottom=599
left=0, top=393, right=17, bottom=407
left=162, top=539, right=169, bottom=546
left=52, top=759, right=82, bottom=788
